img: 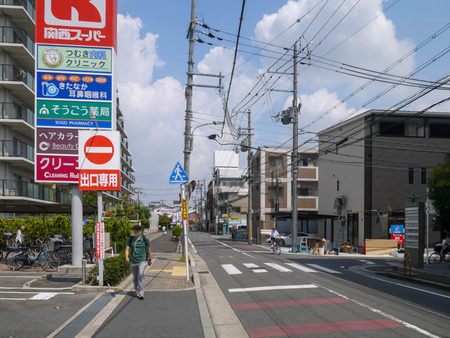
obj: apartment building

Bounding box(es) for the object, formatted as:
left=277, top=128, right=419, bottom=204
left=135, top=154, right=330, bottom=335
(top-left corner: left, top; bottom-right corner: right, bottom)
left=318, top=110, right=448, bottom=249
left=250, top=147, right=323, bottom=242
left=0, top=1, right=134, bottom=212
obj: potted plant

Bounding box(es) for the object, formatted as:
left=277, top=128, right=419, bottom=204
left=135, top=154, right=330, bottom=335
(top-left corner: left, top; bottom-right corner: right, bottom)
left=172, top=225, right=183, bottom=242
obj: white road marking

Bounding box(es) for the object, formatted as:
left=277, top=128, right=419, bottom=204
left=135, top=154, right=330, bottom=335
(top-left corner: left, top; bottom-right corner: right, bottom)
left=359, top=259, right=376, bottom=265
left=217, top=241, right=255, bottom=258
left=0, top=291, right=73, bottom=295
left=264, top=263, right=292, bottom=272
left=253, top=269, right=268, bottom=273
left=317, top=283, right=440, bottom=338
left=286, top=263, right=318, bottom=273
left=29, top=292, right=58, bottom=300
left=188, top=238, right=197, bottom=254
left=229, top=284, right=318, bottom=293
left=243, top=263, right=259, bottom=269
left=306, top=264, right=342, bottom=274
left=0, top=298, right=28, bottom=301
left=221, top=264, right=242, bottom=275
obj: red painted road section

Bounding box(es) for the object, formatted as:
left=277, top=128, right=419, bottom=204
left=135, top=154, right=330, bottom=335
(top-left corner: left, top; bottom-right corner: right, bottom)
left=233, top=298, right=350, bottom=310
left=248, top=319, right=403, bottom=337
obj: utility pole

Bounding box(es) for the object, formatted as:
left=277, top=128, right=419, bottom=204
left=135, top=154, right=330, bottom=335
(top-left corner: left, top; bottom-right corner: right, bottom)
left=291, top=41, right=299, bottom=254
left=247, top=109, right=253, bottom=244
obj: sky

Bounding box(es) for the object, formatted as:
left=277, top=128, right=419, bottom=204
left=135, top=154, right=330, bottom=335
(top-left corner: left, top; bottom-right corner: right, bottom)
left=114, top=0, right=450, bottom=204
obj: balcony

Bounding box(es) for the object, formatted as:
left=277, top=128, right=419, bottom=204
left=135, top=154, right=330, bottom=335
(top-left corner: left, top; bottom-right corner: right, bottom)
left=298, top=196, right=319, bottom=211
left=121, top=154, right=133, bottom=171
left=298, top=166, right=319, bottom=181
left=0, top=0, right=35, bottom=38
left=0, top=180, right=71, bottom=203
left=121, top=136, right=131, bottom=156
left=117, top=117, right=128, bottom=137
left=0, top=64, right=34, bottom=107
left=0, top=102, right=34, bottom=135
left=0, top=139, right=34, bottom=170
left=0, top=26, right=35, bottom=71
left=121, top=168, right=135, bottom=183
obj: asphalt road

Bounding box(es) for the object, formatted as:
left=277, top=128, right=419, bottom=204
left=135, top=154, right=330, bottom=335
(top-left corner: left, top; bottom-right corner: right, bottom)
left=190, top=232, right=450, bottom=338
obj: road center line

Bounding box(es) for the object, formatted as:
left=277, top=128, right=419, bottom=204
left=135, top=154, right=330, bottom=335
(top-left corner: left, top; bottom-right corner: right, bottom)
left=229, top=284, right=317, bottom=293
left=315, top=283, right=440, bottom=338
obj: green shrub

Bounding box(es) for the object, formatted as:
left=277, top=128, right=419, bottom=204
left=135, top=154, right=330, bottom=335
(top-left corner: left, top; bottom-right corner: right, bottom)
left=89, top=252, right=131, bottom=286
left=172, top=225, right=183, bottom=237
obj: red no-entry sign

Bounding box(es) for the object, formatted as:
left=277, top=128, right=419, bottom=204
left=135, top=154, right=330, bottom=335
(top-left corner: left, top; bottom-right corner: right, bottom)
left=84, top=135, right=114, bottom=165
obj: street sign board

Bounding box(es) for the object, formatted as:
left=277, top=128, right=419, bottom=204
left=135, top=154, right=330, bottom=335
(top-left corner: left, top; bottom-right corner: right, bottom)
left=169, top=162, right=188, bottom=184
left=96, top=222, right=105, bottom=259
left=36, top=155, right=79, bottom=183
left=390, top=224, right=404, bottom=234
left=405, top=207, right=419, bottom=249
left=37, top=72, right=112, bottom=101
left=36, top=0, right=118, bottom=49
left=37, top=128, right=79, bottom=155
left=182, top=200, right=188, bottom=220
left=391, top=233, right=405, bottom=244
left=38, top=45, right=113, bottom=73
left=78, top=131, right=121, bottom=191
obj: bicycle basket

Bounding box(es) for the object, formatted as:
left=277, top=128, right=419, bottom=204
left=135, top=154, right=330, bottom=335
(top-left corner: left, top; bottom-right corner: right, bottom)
left=43, top=242, right=54, bottom=251
left=434, top=243, right=442, bottom=252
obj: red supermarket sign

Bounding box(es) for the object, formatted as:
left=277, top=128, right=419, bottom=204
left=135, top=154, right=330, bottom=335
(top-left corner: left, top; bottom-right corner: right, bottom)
left=96, top=222, right=105, bottom=259
left=391, top=233, right=404, bottom=245
left=36, top=0, right=118, bottom=49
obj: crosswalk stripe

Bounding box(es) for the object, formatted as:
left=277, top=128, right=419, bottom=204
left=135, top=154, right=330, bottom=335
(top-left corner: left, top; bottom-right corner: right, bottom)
left=243, top=263, right=259, bottom=269
left=264, top=263, right=293, bottom=272
left=286, top=263, right=318, bottom=273
left=253, top=269, right=268, bottom=273
left=359, top=259, right=376, bottom=265
left=221, top=264, right=242, bottom=275
left=306, top=264, right=342, bottom=274
left=229, top=284, right=318, bottom=293
left=29, top=293, right=58, bottom=300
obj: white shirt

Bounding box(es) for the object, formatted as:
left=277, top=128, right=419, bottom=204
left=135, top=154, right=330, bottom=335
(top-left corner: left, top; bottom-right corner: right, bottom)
left=15, top=229, right=24, bottom=244
left=270, top=229, right=280, bottom=238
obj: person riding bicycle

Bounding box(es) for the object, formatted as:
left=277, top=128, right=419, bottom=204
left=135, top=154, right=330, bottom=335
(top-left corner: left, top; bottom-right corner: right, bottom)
left=270, top=226, right=280, bottom=247
left=442, top=231, right=450, bottom=256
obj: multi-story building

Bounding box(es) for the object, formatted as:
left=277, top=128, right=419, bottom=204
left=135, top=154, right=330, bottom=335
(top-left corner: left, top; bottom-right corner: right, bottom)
left=206, top=151, right=248, bottom=233
left=0, top=1, right=134, bottom=212
left=250, top=147, right=322, bottom=242
left=318, top=110, right=448, bottom=249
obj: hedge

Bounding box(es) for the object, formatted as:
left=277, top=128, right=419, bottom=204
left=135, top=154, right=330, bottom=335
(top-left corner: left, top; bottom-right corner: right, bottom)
left=0, top=216, right=132, bottom=250
left=89, top=252, right=131, bottom=286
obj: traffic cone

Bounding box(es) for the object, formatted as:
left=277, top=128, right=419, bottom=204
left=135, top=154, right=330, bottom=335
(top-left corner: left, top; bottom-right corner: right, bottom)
left=362, top=242, right=366, bottom=255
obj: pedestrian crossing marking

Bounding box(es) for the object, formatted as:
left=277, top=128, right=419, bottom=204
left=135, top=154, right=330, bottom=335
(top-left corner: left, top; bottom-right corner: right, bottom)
left=264, top=263, right=293, bottom=272
left=229, top=284, right=318, bottom=293
left=243, top=263, right=259, bottom=268
left=29, top=293, right=58, bottom=300
left=286, top=263, right=318, bottom=273
left=253, top=269, right=268, bottom=273
left=222, top=264, right=242, bottom=275
left=359, top=259, right=376, bottom=265
left=307, top=264, right=342, bottom=274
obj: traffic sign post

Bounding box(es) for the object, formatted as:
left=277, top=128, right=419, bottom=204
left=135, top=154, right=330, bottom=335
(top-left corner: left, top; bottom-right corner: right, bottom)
left=170, top=162, right=190, bottom=281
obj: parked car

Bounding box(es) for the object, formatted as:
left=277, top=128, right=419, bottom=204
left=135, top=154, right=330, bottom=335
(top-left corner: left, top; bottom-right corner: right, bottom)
left=266, top=232, right=311, bottom=247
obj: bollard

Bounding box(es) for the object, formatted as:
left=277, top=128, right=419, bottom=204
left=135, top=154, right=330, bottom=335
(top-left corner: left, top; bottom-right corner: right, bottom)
left=82, top=259, right=87, bottom=284
left=403, top=252, right=412, bottom=277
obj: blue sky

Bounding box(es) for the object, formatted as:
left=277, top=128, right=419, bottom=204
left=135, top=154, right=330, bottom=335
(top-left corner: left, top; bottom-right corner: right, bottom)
left=114, top=0, right=450, bottom=203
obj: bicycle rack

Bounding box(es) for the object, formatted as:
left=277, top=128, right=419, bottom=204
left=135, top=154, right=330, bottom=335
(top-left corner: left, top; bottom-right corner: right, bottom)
left=403, top=251, right=412, bottom=277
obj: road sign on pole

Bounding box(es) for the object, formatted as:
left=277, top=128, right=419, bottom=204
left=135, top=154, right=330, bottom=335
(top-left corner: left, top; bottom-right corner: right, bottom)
left=170, top=162, right=188, bottom=184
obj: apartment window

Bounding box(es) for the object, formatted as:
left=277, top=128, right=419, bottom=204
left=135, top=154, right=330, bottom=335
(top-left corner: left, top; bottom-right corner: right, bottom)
left=337, top=180, right=340, bottom=192
left=430, top=123, right=450, bottom=138
left=232, top=207, right=241, bottom=213
left=421, top=168, right=427, bottom=185
left=379, top=121, right=405, bottom=136
left=408, top=168, right=414, bottom=184
left=268, top=186, right=284, bottom=199
left=301, top=159, right=309, bottom=166
left=299, top=188, right=310, bottom=196
left=268, top=156, right=284, bottom=170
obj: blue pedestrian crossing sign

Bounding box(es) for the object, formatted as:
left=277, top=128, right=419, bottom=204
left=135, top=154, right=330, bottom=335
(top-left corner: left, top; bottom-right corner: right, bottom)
left=170, top=162, right=188, bottom=184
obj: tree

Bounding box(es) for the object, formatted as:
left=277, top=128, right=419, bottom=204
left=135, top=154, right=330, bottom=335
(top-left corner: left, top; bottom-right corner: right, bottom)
left=428, top=154, right=450, bottom=232
left=159, top=213, right=171, bottom=228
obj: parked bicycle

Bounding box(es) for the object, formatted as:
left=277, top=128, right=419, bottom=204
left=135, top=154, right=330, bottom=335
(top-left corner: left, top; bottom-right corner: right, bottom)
left=428, top=243, right=450, bottom=264
left=271, top=238, right=281, bottom=255
left=5, top=239, right=60, bottom=271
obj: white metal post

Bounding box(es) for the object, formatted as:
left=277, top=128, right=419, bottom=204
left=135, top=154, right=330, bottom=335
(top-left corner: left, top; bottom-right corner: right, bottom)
left=71, top=185, right=83, bottom=266
left=181, top=184, right=190, bottom=281
left=97, top=191, right=104, bottom=285
left=426, top=188, right=430, bottom=264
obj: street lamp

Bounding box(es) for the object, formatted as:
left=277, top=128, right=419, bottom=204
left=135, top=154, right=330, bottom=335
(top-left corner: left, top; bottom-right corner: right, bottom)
left=190, top=121, right=224, bottom=152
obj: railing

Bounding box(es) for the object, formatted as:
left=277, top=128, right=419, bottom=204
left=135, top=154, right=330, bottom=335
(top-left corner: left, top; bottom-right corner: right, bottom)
left=117, top=118, right=125, bottom=129
left=0, top=102, right=34, bottom=126
left=0, top=139, right=33, bottom=161
left=0, top=26, right=34, bottom=54
left=0, top=180, right=70, bottom=203
left=0, top=64, right=34, bottom=90
left=121, top=137, right=129, bottom=148
left=0, top=0, right=35, bottom=20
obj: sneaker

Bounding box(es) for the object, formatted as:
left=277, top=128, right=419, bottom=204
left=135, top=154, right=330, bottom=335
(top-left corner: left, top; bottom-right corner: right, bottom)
left=138, top=296, right=145, bottom=300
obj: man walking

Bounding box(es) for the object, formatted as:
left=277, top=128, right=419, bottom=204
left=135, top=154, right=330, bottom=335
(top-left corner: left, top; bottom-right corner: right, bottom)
left=125, top=225, right=151, bottom=300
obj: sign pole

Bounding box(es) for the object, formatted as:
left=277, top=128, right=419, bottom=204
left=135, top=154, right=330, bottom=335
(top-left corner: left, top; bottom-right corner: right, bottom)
left=97, top=191, right=104, bottom=285
left=71, top=185, right=83, bottom=266
left=181, top=185, right=189, bottom=281
left=426, top=188, right=430, bottom=265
